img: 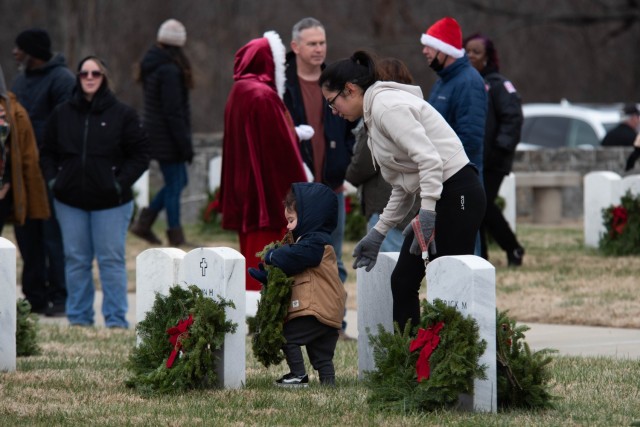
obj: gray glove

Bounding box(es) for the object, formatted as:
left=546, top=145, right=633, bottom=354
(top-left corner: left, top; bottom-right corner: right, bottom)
left=402, top=209, right=436, bottom=257
left=352, top=228, right=385, bottom=272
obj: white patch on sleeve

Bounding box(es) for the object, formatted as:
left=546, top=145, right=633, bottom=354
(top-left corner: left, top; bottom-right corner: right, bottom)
left=291, top=300, right=299, bottom=308
left=503, top=81, right=517, bottom=93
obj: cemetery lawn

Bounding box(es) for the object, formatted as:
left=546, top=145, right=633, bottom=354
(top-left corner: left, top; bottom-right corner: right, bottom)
left=1, top=324, right=639, bottom=426
left=3, top=221, right=640, bottom=425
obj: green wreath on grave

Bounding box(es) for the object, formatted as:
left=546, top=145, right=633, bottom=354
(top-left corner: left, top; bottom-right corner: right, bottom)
left=16, top=298, right=40, bottom=356
left=599, top=190, right=640, bottom=256
left=125, top=284, right=237, bottom=396
left=365, top=298, right=487, bottom=412
left=250, top=233, right=294, bottom=368
left=365, top=299, right=557, bottom=412
left=496, top=309, right=557, bottom=409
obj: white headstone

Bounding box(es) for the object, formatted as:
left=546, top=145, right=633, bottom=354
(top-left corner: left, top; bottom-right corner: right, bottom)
left=246, top=290, right=260, bottom=318
left=498, top=172, right=516, bottom=232
left=427, top=255, right=497, bottom=413
left=0, top=238, right=16, bottom=372
left=135, top=248, right=187, bottom=339
left=584, top=172, right=621, bottom=247
left=208, top=156, right=222, bottom=193
left=132, top=170, right=149, bottom=209
left=620, top=174, right=640, bottom=197
left=181, top=247, right=246, bottom=388
left=356, top=252, right=398, bottom=378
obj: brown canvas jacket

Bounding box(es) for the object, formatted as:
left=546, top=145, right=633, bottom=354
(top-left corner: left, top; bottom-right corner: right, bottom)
left=286, top=245, right=346, bottom=329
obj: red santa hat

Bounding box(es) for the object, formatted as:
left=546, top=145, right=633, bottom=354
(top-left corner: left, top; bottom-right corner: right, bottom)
left=420, top=17, right=465, bottom=59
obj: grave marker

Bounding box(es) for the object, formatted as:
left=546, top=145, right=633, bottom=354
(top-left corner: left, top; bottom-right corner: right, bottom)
left=135, top=248, right=186, bottom=342
left=356, top=252, right=398, bottom=378
left=584, top=172, right=621, bottom=248
left=427, top=255, right=496, bottom=413
left=356, top=253, right=497, bottom=413
left=0, top=238, right=16, bottom=372
left=181, top=247, right=246, bottom=388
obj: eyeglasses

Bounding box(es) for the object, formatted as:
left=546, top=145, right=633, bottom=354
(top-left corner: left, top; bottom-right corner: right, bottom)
left=78, top=70, right=103, bottom=79
left=327, top=89, right=343, bottom=112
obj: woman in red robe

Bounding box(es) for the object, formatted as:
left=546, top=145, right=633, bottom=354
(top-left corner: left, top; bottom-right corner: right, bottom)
left=220, top=31, right=307, bottom=291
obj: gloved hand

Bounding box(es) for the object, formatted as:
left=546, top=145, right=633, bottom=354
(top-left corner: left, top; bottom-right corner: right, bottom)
left=248, top=263, right=268, bottom=286
left=295, top=124, right=315, bottom=141
left=402, top=209, right=436, bottom=257
left=352, top=228, right=385, bottom=272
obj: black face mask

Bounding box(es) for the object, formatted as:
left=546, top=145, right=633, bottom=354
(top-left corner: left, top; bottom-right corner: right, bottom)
left=429, top=52, right=448, bottom=72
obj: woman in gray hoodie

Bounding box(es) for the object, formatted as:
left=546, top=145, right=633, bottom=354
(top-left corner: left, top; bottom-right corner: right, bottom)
left=320, top=51, right=486, bottom=331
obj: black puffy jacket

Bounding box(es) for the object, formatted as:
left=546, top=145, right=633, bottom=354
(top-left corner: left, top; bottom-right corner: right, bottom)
left=482, top=66, right=523, bottom=175
left=40, top=85, right=150, bottom=211
left=140, top=45, right=192, bottom=162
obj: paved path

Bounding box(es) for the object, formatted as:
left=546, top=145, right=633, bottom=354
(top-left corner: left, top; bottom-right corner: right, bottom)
left=33, top=290, right=640, bottom=359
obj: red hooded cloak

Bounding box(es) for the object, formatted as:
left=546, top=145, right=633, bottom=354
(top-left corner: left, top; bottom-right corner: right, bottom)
left=220, top=33, right=306, bottom=233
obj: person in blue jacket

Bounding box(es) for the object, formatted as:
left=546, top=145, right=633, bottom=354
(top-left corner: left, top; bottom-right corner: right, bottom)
left=420, top=17, right=487, bottom=178
left=249, top=182, right=346, bottom=387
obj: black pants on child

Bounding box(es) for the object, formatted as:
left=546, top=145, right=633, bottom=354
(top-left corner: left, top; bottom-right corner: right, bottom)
left=391, top=164, right=486, bottom=331
left=283, top=315, right=339, bottom=383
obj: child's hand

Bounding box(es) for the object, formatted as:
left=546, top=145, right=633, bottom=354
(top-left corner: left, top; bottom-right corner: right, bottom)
left=248, top=263, right=268, bottom=285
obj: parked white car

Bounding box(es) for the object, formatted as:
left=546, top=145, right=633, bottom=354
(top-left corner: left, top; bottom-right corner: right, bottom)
left=519, top=101, right=622, bottom=150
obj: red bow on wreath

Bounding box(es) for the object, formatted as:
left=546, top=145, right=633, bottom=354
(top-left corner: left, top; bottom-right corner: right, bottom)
left=166, top=314, right=194, bottom=368
left=409, top=321, right=444, bottom=382
left=611, top=206, right=628, bottom=236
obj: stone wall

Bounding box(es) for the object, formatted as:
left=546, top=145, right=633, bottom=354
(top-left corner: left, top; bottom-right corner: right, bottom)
left=163, top=134, right=635, bottom=224
left=511, top=147, right=634, bottom=220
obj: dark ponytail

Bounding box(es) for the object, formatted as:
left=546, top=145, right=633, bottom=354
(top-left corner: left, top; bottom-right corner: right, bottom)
left=319, top=50, right=378, bottom=92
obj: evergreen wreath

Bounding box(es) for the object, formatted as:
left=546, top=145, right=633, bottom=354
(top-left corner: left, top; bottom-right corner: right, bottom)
left=16, top=298, right=40, bottom=356
left=496, top=309, right=557, bottom=409
left=125, top=285, right=236, bottom=396
left=365, top=298, right=487, bottom=412
left=599, top=190, right=640, bottom=256
left=251, top=234, right=294, bottom=368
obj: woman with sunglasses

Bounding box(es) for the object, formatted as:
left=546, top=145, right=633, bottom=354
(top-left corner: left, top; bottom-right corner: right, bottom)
left=320, top=51, right=486, bottom=331
left=40, top=55, right=149, bottom=328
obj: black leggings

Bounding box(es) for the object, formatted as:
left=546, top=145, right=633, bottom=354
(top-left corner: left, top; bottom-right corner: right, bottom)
left=391, top=165, right=486, bottom=330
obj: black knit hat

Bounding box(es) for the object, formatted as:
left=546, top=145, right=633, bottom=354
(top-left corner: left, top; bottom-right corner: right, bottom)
left=15, top=28, right=52, bottom=61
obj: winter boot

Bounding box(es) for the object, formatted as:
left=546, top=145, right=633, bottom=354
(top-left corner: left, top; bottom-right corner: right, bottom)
left=130, top=208, right=162, bottom=244
left=167, top=227, right=186, bottom=247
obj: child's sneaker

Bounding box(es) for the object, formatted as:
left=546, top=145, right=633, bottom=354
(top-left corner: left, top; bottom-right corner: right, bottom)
left=275, top=373, right=309, bottom=388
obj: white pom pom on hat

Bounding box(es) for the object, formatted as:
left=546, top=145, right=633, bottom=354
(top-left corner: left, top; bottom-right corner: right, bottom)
left=157, top=19, right=187, bottom=47
left=420, top=17, right=465, bottom=59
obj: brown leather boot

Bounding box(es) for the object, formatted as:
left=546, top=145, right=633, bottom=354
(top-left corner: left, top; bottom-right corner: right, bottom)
left=166, top=227, right=186, bottom=247
left=130, top=207, right=162, bottom=244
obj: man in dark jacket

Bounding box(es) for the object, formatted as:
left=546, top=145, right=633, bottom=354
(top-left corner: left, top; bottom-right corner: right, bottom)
left=11, top=28, right=75, bottom=316
left=602, top=103, right=640, bottom=147
left=283, top=17, right=355, bottom=337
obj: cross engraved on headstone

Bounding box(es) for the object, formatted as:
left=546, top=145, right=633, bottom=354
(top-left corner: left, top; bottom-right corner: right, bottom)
left=200, top=258, right=208, bottom=276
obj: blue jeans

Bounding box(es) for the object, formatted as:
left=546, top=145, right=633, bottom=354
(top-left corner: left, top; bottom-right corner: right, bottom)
left=367, top=213, right=405, bottom=253
left=149, top=161, right=188, bottom=228
left=54, top=199, right=133, bottom=328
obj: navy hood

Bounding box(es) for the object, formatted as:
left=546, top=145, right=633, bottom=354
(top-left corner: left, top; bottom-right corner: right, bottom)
left=291, top=182, right=337, bottom=239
